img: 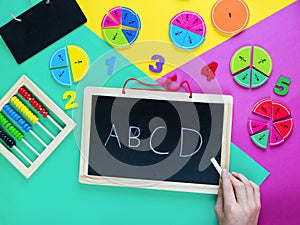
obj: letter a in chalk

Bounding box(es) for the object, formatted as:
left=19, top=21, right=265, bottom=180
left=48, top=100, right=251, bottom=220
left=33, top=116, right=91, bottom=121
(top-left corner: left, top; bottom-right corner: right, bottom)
left=180, top=128, right=203, bottom=157
left=129, top=126, right=140, bottom=148
left=104, top=124, right=121, bottom=148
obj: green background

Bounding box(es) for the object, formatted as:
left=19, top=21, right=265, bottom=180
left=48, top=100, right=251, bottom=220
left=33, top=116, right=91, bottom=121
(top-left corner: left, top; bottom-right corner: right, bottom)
left=0, top=1, right=269, bottom=224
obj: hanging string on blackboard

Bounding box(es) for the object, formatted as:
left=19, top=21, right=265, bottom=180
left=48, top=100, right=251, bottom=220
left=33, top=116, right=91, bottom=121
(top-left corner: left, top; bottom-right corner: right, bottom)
left=10, top=13, right=22, bottom=22
left=163, top=75, right=193, bottom=97
left=122, top=77, right=193, bottom=98
left=10, top=0, right=51, bottom=22
left=122, top=78, right=163, bottom=93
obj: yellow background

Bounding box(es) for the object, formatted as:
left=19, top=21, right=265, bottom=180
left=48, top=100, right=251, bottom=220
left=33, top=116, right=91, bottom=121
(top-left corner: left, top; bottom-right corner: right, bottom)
left=77, top=0, right=295, bottom=79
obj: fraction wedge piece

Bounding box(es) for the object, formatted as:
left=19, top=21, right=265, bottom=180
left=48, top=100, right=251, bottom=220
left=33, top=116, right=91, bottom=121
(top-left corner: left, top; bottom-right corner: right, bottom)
left=101, top=14, right=120, bottom=28
left=67, top=45, right=90, bottom=83
left=170, top=13, right=186, bottom=30
left=50, top=47, right=68, bottom=68
left=272, top=101, right=291, bottom=122
left=252, top=68, right=269, bottom=88
left=230, top=46, right=251, bottom=74
left=108, top=7, right=122, bottom=24
left=233, top=68, right=251, bottom=88
left=248, top=120, right=268, bottom=135
left=51, top=67, right=72, bottom=86
left=274, top=118, right=294, bottom=140
left=102, top=28, right=129, bottom=47
left=122, top=29, right=139, bottom=45
left=251, top=130, right=270, bottom=149
left=169, top=25, right=188, bottom=48
left=189, top=24, right=205, bottom=36
left=188, top=13, right=205, bottom=28
left=121, top=7, right=141, bottom=29
left=252, top=98, right=272, bottom=119
left=181, top=31, right=205, bottom=50
left=180, top=12, right=202, bottom=29
left=252, top=46, right=272, bottom=76
left=270, top=126, right=284, bottom=147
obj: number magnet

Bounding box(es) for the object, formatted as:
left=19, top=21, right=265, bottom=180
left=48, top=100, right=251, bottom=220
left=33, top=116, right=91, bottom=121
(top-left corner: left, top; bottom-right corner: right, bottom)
left=63, top=90, right=78, bottom=110
left=274, top=75, right=291, bottom=96
left=201, top=62, right=218, bottom=81
left=106, top=56, right=116, bottom=75
left=149, top=55, right=165, bottom=73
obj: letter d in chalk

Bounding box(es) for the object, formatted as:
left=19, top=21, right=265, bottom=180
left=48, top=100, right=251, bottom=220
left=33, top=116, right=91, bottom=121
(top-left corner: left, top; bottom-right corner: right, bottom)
left=180, top=128, right=203, bottom=157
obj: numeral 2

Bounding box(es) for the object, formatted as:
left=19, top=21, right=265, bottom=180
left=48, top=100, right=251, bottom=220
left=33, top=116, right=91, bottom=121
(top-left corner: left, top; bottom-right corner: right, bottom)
left=63, top=91, right=78, bottom=110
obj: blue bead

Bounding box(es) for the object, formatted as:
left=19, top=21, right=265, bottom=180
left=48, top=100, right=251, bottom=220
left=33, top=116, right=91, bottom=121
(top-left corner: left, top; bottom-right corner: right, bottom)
left=23, top=123, right=28, bottom=129
left=25, top=126, right=31, bottom=132
left=19, top=119, right=25, bottom=126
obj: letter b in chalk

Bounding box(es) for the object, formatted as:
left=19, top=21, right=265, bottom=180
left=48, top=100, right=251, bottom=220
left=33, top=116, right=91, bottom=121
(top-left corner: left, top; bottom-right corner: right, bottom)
left=128, top=126, right=141, bottom=148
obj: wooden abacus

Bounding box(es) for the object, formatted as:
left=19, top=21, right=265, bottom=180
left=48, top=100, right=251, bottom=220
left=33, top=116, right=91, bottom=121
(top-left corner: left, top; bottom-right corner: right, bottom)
left=0, top=75, right=76, bottom=178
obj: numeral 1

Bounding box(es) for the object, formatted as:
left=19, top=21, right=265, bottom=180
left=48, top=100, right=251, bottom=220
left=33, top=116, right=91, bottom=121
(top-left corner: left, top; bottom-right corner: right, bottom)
left=106, top=56, right=116, bottom=75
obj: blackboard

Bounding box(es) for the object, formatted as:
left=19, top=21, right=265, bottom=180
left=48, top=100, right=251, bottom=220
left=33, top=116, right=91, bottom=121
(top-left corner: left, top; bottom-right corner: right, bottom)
left=0, top=0, right=87, bottom=64
left=79, top=87, right=233, bottom=194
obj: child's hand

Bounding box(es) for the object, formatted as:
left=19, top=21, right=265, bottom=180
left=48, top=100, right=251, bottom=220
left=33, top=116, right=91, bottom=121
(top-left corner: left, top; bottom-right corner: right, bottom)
left=215, top=170, right=261, bottom=225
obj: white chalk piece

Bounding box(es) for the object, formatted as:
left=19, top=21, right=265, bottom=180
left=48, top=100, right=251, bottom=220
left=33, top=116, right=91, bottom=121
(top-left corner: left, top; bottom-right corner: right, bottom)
left=210, top=157, right=222, bottom=175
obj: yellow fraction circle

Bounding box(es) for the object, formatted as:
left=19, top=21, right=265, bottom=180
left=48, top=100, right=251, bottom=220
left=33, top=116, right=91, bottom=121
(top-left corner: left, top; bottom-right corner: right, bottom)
left=67, top=45, right=90, bottom=83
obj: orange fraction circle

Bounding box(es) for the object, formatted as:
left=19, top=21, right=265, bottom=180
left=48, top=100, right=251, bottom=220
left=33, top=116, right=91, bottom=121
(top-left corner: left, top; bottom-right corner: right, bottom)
left=212, top=0, right=249, bottom=35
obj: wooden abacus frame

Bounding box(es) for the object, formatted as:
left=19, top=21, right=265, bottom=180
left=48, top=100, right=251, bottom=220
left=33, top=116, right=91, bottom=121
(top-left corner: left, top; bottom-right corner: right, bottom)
left=0, top=75, right=76, bottom=178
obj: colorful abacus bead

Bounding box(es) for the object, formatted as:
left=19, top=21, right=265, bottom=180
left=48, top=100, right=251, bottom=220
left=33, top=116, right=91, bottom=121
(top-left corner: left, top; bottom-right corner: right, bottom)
left=30, top=98, right=41, bottom=111
left=18, top=87, right=50, bottom=117
left=40, top=108, right=46, bottom=114
left=0, top=128, right=16, bottom=148
left=18, top=87, right=32, bottom=100
left=42, top=111, right=49, bottom=118
left=3, top=105, right=32, bottom=132
left=11, top=96, right=39, bottom=124
left=0, top=112, right=24, bottom=141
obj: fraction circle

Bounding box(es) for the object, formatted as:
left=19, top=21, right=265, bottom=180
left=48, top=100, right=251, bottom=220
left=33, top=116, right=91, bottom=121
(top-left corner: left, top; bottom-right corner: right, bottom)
left=49, top=45, right=90, bottom=86
left=101, top=6, right=141, bottom=48
left=169, top=11, right=206, bottom=50
left=212, top=0, right=249, bottom=35
left=230, top=45, right=272, bottom=89
left=248, top=98, right=294, bottom=149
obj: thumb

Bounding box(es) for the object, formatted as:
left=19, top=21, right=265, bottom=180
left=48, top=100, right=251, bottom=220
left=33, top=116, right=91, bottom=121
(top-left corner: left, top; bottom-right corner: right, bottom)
left=215, top=179, right=224, bottom=218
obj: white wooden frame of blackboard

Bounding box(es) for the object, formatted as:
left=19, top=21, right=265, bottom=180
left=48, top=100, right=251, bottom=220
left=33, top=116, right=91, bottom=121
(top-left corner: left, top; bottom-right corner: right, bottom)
left=79, top=87, right=233, bottom=194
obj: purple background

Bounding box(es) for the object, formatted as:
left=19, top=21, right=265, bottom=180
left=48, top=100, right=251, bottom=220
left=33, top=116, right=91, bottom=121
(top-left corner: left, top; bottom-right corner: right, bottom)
left=158, top=2, right=300, bottom=224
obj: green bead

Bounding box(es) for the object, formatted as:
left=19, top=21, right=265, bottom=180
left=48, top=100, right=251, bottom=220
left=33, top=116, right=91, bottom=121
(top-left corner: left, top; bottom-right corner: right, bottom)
left=17, top=134, right=22, bottom=141
left=3, top=120, right=8, bottom=126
